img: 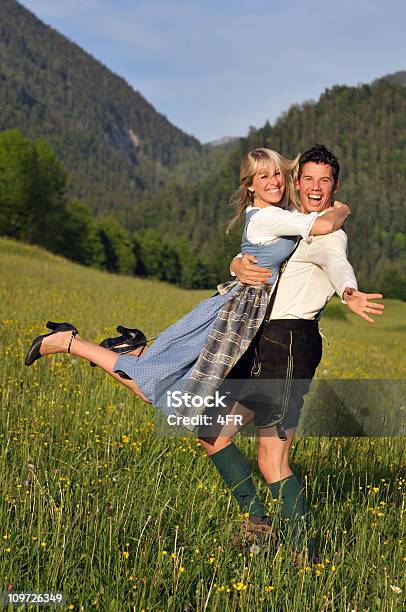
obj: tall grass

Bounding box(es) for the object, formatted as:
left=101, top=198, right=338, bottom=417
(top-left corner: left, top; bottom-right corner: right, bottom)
left=1, top=238, right=405, bottom=611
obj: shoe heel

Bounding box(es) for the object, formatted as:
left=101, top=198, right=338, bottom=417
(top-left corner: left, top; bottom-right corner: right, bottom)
left=116, top=326, right=147, bottom=343
left=46, top=321, right=60, bottom=330
left=46, top=321, right=77, bottom=333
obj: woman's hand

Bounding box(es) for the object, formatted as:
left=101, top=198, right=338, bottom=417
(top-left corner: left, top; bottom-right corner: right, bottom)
left=332, top=200, right=351, bottom=215
left=230, top=254, right=271, bottom=285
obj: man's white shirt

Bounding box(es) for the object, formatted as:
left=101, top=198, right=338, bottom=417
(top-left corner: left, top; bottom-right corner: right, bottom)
left=232, top=229, right=358, bottom=320
left=270, top=230, right=357, bottom=319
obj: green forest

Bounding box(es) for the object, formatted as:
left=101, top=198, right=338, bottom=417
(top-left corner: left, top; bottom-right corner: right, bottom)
left=0, top=129, right=218, bottom=288
left=132, top=78, right=406, bottom=298
left=0, top=0, right=405, bottom=297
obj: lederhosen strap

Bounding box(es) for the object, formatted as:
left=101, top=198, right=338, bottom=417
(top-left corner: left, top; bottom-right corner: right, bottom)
left=263, top=238, right=301, bottom=322
left=255, top=239, right=302, bottom=441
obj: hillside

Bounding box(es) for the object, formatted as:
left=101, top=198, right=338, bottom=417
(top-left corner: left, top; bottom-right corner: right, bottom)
left=0, top=0, right=202, bottom=214
left=1, top=235, right=405, bottom=372
left=380, top=70, right=406, bottom=85
left=0, top=237, right=212, bottom=338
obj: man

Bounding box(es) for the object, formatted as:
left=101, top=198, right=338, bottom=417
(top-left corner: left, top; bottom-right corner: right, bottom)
left=199, top=144, right=384, bottom=558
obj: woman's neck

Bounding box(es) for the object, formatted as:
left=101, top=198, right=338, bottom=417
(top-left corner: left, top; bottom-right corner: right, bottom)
left=252, top=199, right=282, bottom=209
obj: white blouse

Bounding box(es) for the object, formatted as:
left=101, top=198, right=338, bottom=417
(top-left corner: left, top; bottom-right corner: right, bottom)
left=246, top=205, right=319, bottom=245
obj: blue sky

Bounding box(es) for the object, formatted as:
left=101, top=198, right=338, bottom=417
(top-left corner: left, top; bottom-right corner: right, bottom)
left=20, top=0, right=406, bottom=143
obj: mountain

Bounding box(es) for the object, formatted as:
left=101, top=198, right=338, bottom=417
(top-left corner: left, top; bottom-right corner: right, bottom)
left=0, top=0, right=405, bottom=296
left=207, top=137, right=239, bottom=147
left=0, top=0, right=202, bottom=215
left=380, top=71, right=406, bottom=86
left=134, top=77, right=406, bottom=296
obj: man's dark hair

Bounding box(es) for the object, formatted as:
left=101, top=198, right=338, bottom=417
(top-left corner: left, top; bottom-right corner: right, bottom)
left=297, top=144, right=340, bottom=185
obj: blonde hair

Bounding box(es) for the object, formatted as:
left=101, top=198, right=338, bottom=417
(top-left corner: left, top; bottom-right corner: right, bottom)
left=226, top=148, right=300, bottom=234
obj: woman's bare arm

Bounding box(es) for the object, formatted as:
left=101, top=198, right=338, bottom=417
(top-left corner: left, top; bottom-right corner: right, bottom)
left=311, top=202, right=351, bottom=235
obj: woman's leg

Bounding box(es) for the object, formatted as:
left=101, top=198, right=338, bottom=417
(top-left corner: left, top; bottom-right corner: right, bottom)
left=198, top=403, right=268, bottom=519
left=39, top=331, right=151, bottom=402
left=125, top=345, right=149, bottom=357
left=198, top=401, right=255, bottom=455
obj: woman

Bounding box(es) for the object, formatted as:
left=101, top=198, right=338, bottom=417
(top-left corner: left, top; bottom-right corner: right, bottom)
left=24, top=149, right=348, bottom=421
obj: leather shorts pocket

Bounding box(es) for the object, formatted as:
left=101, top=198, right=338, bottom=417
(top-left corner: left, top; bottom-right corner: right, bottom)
left=255, top=330, right=292, bottom=378
left=259, top=330, right=291, bottom=350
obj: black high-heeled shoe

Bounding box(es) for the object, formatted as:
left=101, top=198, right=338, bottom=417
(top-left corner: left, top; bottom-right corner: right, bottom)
left=99, top=329, right=146, bottom=350
left=114, top=326, right=158, bottom=354
left=25, top=321, right=78, bottom=366
left=116, top=326, right=147, bottom=343
left=89, top=326, right=152, bottom=368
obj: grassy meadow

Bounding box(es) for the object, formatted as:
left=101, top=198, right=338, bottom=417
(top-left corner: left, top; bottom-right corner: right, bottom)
left=0, top=237, right=405, bottom=611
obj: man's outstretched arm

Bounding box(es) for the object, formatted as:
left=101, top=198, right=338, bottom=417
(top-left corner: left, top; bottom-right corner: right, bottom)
left=302, top=232, right=384, bottom=323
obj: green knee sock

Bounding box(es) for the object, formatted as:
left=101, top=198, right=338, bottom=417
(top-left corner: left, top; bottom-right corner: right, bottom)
left=210, top=443, right=267, bottom=517
left=269, top=474, right=313, bottom=552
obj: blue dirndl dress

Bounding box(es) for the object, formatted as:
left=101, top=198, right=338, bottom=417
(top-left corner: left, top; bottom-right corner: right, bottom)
left=113, top=209, right=298, bottom=417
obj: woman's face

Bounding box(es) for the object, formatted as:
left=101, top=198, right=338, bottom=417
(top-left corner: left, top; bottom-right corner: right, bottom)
left=249, top=165, right=286, bottom=207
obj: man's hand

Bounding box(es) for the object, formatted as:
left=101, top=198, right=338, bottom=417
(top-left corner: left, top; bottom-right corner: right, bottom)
left=230, top=254, right=271, bottom=285
left=342, top=287, right=384, bottom=323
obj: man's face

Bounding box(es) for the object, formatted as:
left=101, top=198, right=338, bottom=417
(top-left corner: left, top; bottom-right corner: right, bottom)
left=295, top=162, right=339, bottom=213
